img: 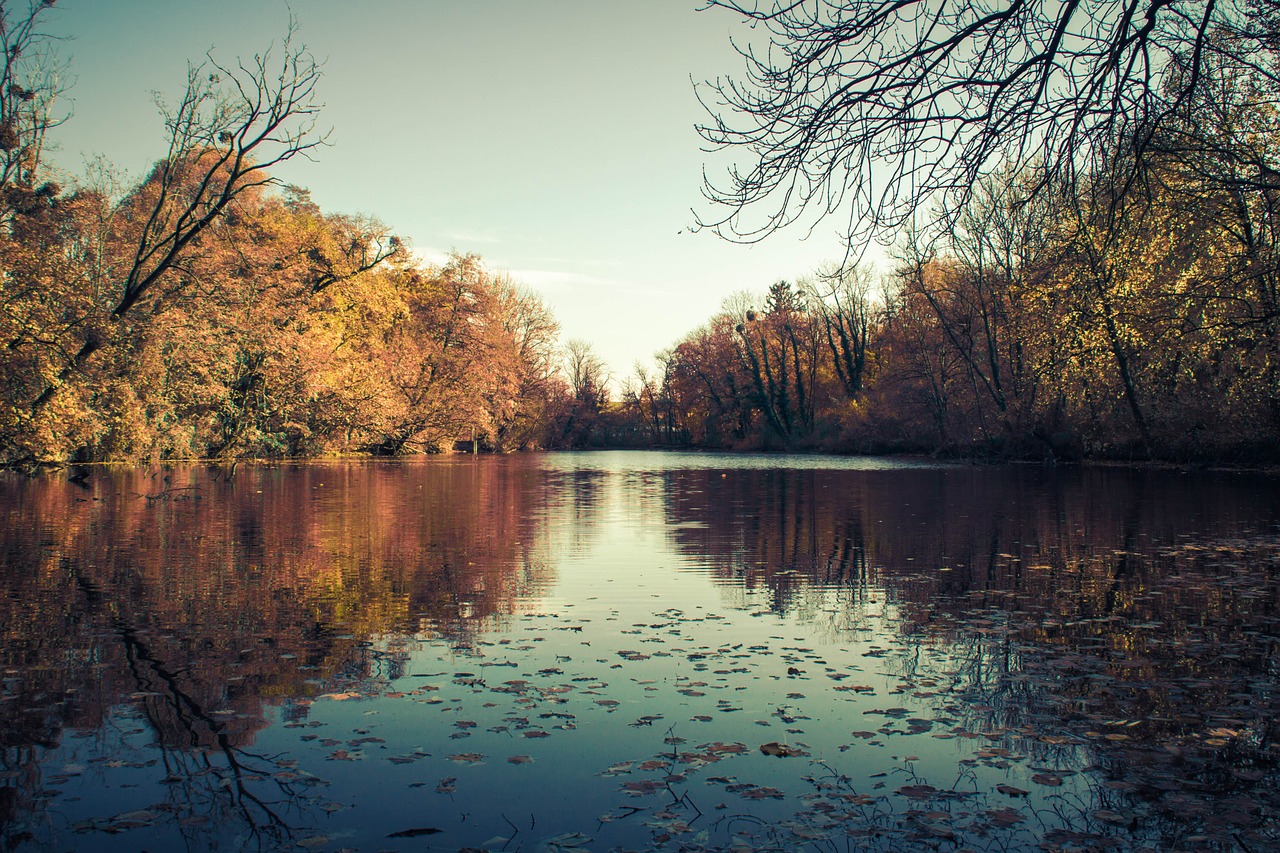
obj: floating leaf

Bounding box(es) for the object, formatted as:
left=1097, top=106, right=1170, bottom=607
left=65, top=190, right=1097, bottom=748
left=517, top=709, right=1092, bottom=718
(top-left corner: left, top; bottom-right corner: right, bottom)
left=896, top=784, right=939, bottom=800
left=387, top=827, right=442, bottom=838
left=986, top=807, right=1024, bottom=827
left=739, top=785, right=785, bottom=799
left=621, top=779, right=665, bottom=795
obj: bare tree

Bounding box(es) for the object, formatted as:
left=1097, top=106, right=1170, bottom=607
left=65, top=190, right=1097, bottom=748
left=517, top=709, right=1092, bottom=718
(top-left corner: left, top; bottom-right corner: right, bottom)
left=559, top=339, right=609, bottom=447
left=695, top=0, right=1280, bottom=250
left=564, top=338, right=609, bottom=405
left=32, top=20, right=327, bottom=411
left=803, top=262, right=875, bottom=399
left=727, top=282, right=818, bottom=443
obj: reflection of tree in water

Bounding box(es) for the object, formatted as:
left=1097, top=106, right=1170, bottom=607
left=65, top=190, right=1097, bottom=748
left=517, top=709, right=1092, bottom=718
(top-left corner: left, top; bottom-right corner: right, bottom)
left=0, top=459, right=554, bottom=848
left=538, top=467, right=609, bottom=556
left=664, top=465, right=1280, bottom=850
left=664, top=468, right=877, bottom=618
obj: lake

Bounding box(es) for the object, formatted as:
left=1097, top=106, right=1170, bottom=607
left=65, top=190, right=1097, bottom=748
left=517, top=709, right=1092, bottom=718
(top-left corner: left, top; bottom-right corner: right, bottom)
left=2, top=451, right=1278, bottom=852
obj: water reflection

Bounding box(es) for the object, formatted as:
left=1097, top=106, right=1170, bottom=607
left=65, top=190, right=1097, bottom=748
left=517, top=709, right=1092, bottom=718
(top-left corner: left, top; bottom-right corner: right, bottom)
left=0, top=460, right=555, bottom=847
left=1, top=454, right=1278, bottom=851
left=663, top=463, right=1280, bottom=849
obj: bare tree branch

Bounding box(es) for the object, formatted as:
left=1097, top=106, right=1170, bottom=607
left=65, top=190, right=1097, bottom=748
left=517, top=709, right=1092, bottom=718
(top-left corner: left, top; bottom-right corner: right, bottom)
left=695, top=0, right=1280, bottom=250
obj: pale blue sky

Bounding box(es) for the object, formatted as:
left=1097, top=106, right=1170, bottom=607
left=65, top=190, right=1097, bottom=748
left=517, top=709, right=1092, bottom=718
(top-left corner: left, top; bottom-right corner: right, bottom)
left=44, top=1, right=865, bottom=378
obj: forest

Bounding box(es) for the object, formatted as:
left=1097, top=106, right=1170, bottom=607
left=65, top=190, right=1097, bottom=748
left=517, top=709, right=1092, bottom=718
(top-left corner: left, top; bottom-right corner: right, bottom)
left=2, top=1, right=1279, bottom=465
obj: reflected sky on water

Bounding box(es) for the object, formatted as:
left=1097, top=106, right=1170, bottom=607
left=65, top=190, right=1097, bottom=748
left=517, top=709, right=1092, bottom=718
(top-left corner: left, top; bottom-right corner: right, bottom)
left=2, top=452, right=1278, bottom=851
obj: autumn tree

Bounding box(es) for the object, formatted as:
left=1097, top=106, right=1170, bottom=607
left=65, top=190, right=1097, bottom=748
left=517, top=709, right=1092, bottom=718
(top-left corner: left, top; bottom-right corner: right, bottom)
left=668, top=316, right=757, bottom=445
left=489, top=278, right=563, bottom=450
left=0, top=13, right=579, bottom=464
left=370, top=254, right=517, bottom=454
left=22, top=21, right=327, bottom=423
left=690, top=2, right=1280, bottom=460
left=620, top=353, right=683, bottom=446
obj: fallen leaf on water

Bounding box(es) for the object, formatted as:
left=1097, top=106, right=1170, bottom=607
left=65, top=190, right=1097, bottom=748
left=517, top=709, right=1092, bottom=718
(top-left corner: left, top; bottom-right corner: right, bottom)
left=600, top=761, right=634, bottom=776
left=507, top=755, right=534, bottom=764
left=996, top=784, right=1029, bottom=797
left=759, top=742, right=807, bottom=757
left=387, top=827, right=442, bottom=838
left=739, top=785, right=785, bottom=799
left=111, top=810, right=158, bottom=826
left=896, top=785, right=938, bottom=800
left=701, top=742, right=749, bottom=755
left=622, top=779, right=665, bottom=795
left=986, top=807, right=1024, bottom=827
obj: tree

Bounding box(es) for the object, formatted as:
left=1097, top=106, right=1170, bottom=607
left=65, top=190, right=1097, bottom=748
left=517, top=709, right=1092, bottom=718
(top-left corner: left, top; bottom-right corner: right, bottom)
left=803, top=262, right=875, bottom=400
left=28, top=20, right=327, bottom=413
left=490, top=278, right=562, bottom=450
left=695, top=0, right=1280, bottom=249
left=621, top=356, right=680, bottom=445
left=669, top=315, right=756, bottom=445
left=877, top=259, right=969, bottom=449
left=372, top=254, right=514, bottom=455
left=728, top=282, right=819, bottom=444
left=556, top=339, right=609, bottom=448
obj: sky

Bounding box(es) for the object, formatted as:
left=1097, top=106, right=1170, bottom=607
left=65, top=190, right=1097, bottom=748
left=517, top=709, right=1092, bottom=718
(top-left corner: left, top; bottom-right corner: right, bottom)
left=42, top=1, right=872, bottom=380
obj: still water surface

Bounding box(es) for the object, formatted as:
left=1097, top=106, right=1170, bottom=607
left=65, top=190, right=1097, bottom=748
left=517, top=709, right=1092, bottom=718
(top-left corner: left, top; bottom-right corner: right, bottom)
left=2, top=452, right=1279, bottom=852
